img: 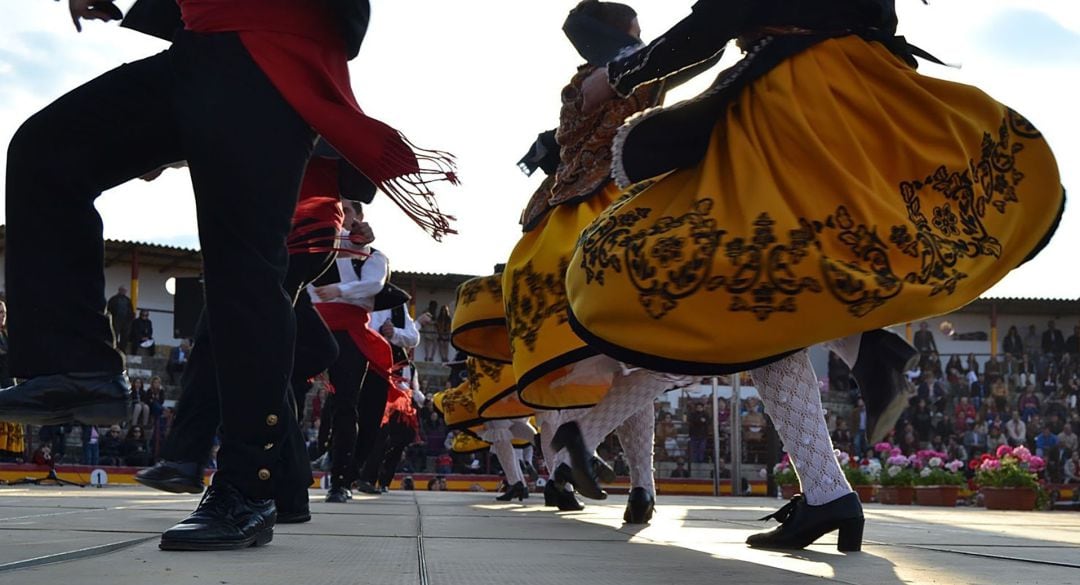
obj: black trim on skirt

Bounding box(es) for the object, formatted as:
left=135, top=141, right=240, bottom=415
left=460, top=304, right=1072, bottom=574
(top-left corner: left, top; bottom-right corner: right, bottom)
left=566, top=307, right=797, bottom=377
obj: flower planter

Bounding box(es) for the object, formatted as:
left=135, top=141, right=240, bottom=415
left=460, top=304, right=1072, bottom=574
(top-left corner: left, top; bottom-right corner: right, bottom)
left=981, top=487, right=1037, bottom=510
left=877, top=485, right=914, bottom=505
left=915, top=485, right=960, bottom=507
left=780, top=484, right=800, bottom=500
left=853, top=484, right=876, bottom=503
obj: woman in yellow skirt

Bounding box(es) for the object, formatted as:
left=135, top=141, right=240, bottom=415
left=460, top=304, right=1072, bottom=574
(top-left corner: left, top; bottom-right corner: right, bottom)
left=567, top=0, right=1065, bottom=550
left=432, top=357, right=536, bottom=501
left=450, top=270, right=586, bottom=510
left=504, top=1, right=727, bottom=521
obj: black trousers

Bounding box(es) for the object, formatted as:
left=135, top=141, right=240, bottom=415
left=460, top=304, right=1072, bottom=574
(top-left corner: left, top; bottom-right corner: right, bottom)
left=5, top=32, right=314, bottom=498
left=359, top=421, right=413, bottom=487
left=325, top=330, right=389, bottom=488
left=162, top=244, right=338, bottom=501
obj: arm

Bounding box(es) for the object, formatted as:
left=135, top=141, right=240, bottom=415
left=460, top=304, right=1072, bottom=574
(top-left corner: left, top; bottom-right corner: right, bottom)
left=389, top=311, right=421, bottom=349
left=338, top=251, right=388, bottom=301
left=607, top=0, right=749, bottom=97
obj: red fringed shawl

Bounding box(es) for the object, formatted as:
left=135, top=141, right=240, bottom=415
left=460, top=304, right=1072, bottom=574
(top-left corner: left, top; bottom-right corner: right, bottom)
left=180, top=0, right=457, bottom=239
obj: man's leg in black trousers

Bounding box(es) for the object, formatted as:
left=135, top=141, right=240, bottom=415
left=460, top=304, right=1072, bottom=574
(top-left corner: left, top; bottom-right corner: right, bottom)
left=328, top=331, right=369, bottom=490
left=171, top=32, right=314, bottom=501
left=378, top=437, right=409, bottom=488
left=358, top=427, right=391, bottom=485
left=0, top=52, right=182, bottom=424
left=159, top=313, right=218, bottom=468
left=350, top=372, right=390, bottom=482
left=292, top=290, right=339, bottom=420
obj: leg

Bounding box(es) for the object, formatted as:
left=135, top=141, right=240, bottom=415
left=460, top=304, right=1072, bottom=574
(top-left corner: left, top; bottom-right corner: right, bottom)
left=5, top=53, right=182, bottom=380
left=327, top=331, right=368, bottom=491
left=350, top=370, right=389, bottom=482
left=173, top=32, right=315, bottom=501
left=746, top=350, right=863, bottom=551
left=751, top=351, right=851, bottom=506
left=616, top=405, right=657, bottom=524
left=357, top=426, right=391, bottom=489
left=291, top=289, right=339, bottom=420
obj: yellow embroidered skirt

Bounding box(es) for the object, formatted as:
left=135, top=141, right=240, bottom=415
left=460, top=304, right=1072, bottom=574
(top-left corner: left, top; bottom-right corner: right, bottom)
left=449, top=274, right=512, bottom=363
left=566, top=35, right=1064, bottom=374
left=434, top=356, right=523, bottom=424
left=504, top=182, right=623, bottom=410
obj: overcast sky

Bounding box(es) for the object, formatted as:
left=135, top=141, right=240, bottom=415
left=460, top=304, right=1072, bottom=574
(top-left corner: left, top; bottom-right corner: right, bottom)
left=1, top=1, right=1078, bottom=299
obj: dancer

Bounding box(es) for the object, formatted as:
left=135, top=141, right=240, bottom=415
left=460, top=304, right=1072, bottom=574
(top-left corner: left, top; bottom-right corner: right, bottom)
left=432, top=358, right=535, bottom=501
left=565, top=0, right=1063, bottom=550
left=0, top=0, right=454, bottom=551
left=310, top=202, right=397, bottom=503
left=354, top=376, right=423, bottom=494
left=503, top=2, right=719, bottom=521
left=134, top=146, right=372, bottom=526
left=449, top=272, right=583, bottom=511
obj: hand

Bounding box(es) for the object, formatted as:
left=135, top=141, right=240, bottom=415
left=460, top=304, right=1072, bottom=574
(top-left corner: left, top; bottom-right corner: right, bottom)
left=580, top=66, right=617, bottom=113
left=349, top=221, right=375, bottom=246
left=64, top=0, right=121, bottom=33
left=379, top=320, right=395, bottom=338
left=313, top=284, right=342, bottom=301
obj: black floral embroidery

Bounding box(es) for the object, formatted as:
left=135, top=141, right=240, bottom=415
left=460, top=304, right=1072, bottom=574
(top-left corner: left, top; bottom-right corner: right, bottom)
left=459, top=275, right=502, bottom=305
left=505, top=258, right=571, bottom=352
left=577, top=110, right=1037, bottom=320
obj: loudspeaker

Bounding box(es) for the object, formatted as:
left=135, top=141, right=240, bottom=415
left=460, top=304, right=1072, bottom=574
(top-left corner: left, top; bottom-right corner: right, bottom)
left=173, top=276, right=204, bottom=339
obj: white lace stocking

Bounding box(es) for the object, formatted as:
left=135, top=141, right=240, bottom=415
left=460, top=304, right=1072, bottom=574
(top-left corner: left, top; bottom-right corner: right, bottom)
left=616, top=404, right=656, bottom=495
left=751, top=350, right=851, bottom=506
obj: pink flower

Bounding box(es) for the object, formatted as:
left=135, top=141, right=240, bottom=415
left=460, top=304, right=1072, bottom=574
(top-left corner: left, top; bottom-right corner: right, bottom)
left=887, top=455, right=910, bottom=467
left=890, top=448, right=903, bottom=457
left=996, top=445, right=1014, bottom=458
left=874, top=442, right=893, bottom=453
left=1028, top=456, right=1046, bottom=472
left=946, top=460, right=964, bottom=473
left=1013, top=446, right=1032, bottom=462
left=980, top=459, right=1001, bottom=471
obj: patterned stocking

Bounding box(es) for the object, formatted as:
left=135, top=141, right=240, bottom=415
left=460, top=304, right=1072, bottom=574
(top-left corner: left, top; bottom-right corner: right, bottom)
left=577, top=368, right=694, bottom=453
left=750, top=350, right=852, bottom=506
left=616, top=404, right=657, bottom=495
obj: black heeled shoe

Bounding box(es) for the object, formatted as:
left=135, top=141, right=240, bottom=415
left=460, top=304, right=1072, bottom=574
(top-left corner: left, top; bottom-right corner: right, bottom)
left=623, top=487, right=654, bottom=525
left=496, top=481, right=529, bottom=502
left=550, top=422, right=607, bottom=500
left=545, top=469, right=586, bottom=511
left=746, top=493, right=864, bottom=552
left=852, top=330, right=919, bottom=443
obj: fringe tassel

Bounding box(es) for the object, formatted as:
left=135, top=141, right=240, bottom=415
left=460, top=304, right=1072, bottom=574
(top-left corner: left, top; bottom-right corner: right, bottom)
left=371, top=132, right=460, bottom=241
left=287, top=224, right=374, bottom=256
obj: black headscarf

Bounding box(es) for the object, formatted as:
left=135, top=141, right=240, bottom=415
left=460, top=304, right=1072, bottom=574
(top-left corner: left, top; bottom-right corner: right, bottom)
left=562, top=3, right=641, bottom=67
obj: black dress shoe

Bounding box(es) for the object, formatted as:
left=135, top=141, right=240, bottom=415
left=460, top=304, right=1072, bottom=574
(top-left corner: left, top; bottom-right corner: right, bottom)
left=495, top=481, right=529, bottom=502
left=852, top=330, right=919, bottom=443
left=746, top=493, right=864, bottom=552
left=159, top=481, right=276, bottom=551
left=135, top=461, right=204, bottom=495
left=0, top=372, right=130, bottom=425
left=325, top=486, right=350, bottom=503
left=550, top=423, right=607, bottom=500
left=543, top=476, right=586, bottom=511
left=354, top=480, right=380, bottom=494
left=623, top=487, right=655, bottom=525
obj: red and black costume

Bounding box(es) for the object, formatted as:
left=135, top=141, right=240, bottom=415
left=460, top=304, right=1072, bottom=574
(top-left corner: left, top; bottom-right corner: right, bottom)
left=3, top=0, right=453, bottom=547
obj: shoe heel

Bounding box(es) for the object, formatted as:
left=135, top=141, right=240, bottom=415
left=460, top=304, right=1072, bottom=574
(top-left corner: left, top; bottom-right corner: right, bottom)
left=253, top=528, right=274, bottom=547
left=74, top=401, right=131, bottom=426
left=836, top=517, right=864, bottom=552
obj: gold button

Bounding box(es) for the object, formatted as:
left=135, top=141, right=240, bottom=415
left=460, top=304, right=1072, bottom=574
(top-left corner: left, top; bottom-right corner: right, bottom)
left=266, top=414, right=279, bottom=426
left=258, top=468, right=271, bottom=481
left=263, top=443, right=274, bottom=451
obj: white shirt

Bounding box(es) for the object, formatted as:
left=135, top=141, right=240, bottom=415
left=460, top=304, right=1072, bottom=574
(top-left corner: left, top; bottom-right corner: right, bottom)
left=309, top=235, right=388, bottom=312
left=369, top=306, right=420, bottom=350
